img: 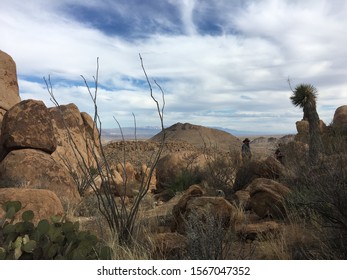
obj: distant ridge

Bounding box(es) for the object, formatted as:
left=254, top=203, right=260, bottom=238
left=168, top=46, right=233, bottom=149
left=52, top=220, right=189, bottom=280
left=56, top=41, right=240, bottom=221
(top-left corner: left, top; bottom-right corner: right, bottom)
left=150, top=122, right=242, bottom=152
left=101, top=127, right=160, bottom=141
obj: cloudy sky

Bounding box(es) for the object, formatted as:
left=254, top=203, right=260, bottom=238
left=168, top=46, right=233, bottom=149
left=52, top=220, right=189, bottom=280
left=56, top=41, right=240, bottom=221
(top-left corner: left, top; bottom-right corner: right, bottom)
left=1, top=0, right=346, bottom=134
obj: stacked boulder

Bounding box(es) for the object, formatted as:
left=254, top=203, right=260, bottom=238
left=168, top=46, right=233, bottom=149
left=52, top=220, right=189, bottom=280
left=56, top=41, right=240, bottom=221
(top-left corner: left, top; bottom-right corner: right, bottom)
left=0, top=99, right=80, bottom=209
left=149, top=184, right=238, bottom=258
left=0, top=50, right=101, bottom=220
left=49, top=103, right=101, bottom=175
left=171, top=184, right=237, bottom=234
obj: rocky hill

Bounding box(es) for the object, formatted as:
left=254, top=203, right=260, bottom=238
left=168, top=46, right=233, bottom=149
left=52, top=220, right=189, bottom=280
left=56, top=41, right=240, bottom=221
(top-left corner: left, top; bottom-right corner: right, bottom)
left=150, top=122, right=242, bottom=153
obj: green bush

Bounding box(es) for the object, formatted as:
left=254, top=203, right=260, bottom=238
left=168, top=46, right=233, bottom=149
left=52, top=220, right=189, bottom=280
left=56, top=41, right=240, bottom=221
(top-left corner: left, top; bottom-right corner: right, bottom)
left=0, top=201, right=112, bottom=260
left=168, top=167, right=204, bottom=194
left=283, top=148, right=347, bottom=259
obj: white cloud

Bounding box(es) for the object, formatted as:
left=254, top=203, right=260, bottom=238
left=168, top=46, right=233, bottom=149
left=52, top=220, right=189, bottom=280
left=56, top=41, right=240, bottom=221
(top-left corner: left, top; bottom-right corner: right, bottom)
left=1, top=0, right=346, bottom=134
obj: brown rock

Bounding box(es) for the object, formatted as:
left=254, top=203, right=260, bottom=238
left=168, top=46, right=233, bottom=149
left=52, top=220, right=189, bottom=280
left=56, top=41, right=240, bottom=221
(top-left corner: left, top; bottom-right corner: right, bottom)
left=0, top=188, right=64, bottom=224
left=234, top=190, right=251, bottom=209
left=81, top=112, right=100, bottom=145
left=0, top=50, right=20, bottom=113
left=0, top=99, right=57, bottom=159
left=141, top=193, right=183, bottom=233
left=50, top=104, right=100, bottom=176
left=81, top=111, right=102, bottom=157
left=296, top=120, right=309, bottom=135
left=172, top=185, right=236, bottom=234
left=0, top=108, right=6, bottom=127
left=247, top=178, right=291, bottom=219
left=91, top=165, right=137, bottom=197
left=155, top=152, right=207, bottom=191
left=116, top=162, right=136, bottom=183
left=135, top=164, right=157, bottom=191
left=233, top=156, right=286, bottom=192
left=333, top=105, right=347, bottom=127
left=172, top=184, right=204, bottom=212
left=295, top=119, right=326, bottom=142
left=237, top=221, right=282, bottom=241
left=0, top=149, right=80, bottom=208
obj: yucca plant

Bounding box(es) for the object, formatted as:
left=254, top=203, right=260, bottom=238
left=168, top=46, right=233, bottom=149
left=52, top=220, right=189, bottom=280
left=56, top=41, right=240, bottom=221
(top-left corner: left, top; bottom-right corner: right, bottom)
left=290, top=84, right=323, bottom=164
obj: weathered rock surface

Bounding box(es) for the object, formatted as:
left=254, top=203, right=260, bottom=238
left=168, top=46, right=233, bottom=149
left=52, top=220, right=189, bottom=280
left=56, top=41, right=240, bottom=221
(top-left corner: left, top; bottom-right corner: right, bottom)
left=233, top=156, right=286, bottom=192
left=295, top=119, right=326, bottom=143
left=155, top=152, right=207, bottom=191
left=0, top=99, right=57, bottom=159
left=0, top=50, right=21, bottom=126
left=140, top=193, right=183, bottom=233
left=81, top=111, right=101, bottom=149
left=333, top=105, right=347, bottom=127
left=171, top=185, right=236, bottom=234
left=116, top=162, right=136, bottom=183
left=0, top=188, right=64, bottom=224
left=237, top=221, right=282, bottom=241
left=49, top=104, right=101, bottom=176
left=94, top=173, right=133, bottom=198
left=0, top=149, right=80, bottom=208
left=135, top=163, right=157, bottom=191
left=247, top=178, right=291, bottom=219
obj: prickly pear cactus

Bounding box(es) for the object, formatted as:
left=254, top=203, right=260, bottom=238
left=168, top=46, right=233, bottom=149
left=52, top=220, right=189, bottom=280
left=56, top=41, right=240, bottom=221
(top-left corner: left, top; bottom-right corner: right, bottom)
left=0, top=201, right=112, bottom=260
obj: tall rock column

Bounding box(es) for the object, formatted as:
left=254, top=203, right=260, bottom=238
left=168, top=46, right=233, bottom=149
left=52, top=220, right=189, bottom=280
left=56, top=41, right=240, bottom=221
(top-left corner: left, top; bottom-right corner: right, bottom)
left=0, top=50, right=21, bottom=127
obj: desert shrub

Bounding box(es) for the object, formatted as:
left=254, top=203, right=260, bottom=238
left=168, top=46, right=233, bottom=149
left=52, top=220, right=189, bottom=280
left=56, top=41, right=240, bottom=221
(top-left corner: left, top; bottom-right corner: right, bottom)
left=182, top=205, right=253, bottom=260
left=283, top=146, right=347, bottom=259
left=74, top=194, right=104, bottom=217
left=203, top=150, right=242, bottom=197
left=279, top=141, right=309, bottom=170
left=184, top=209, right=230, bottom=260
left=168, top=167, right=204, bottom=194
left=322, top=125, right=347, bottom=155
left=232, top=156, right=286, bottom=193
left=45, top=55, right=166, bottom=245
left=70, top=166, right=99, bottom=196
left=0, top=201, right=112, bottom=260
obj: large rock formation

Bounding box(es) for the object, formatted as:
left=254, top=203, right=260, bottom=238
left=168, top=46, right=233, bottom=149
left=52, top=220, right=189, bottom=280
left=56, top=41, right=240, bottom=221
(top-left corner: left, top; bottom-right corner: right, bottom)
left=295, top=119, right=326, bottom=143
left=333, top=105, right=347, bottom=127
left=0, top=99, right=57, bottom=159
left=155, top=152, right=207, bottom=192
left=0, top=149, right=80, bottom=208
left=171, top=185, right=236, bottom=234
left=49, top=104, right=101, bottom=176
left=233, top=156, right=286, bottom=192
left=0, top=188, right=64, bottom=224
left=0, top=52, right=106, bottom=217
left=247, top=178, right=291, bottom=219
left=0, top=50, right=21, bottom=126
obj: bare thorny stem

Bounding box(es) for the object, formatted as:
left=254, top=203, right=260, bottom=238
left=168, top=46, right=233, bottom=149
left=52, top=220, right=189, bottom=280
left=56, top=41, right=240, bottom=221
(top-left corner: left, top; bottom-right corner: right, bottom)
left=124, top=54, right=166, bottom=237
left=44, top=54, right=166, bottom=244
left=44, top=69, right=120, bottom=234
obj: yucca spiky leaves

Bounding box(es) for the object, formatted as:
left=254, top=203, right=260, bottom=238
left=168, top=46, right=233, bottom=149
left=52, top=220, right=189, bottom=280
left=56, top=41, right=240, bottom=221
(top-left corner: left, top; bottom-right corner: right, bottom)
left=290, top=83, right=318, bottom=108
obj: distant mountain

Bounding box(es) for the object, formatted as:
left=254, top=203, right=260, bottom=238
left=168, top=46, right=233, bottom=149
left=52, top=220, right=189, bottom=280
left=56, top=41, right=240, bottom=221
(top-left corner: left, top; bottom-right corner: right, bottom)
left=101, top=127, right=160, bottom=141
left=211, top=126, right=275, bottom=136
left=150, top=122, right=242, bottom=152
left=101, top=123, right=291, bottom=143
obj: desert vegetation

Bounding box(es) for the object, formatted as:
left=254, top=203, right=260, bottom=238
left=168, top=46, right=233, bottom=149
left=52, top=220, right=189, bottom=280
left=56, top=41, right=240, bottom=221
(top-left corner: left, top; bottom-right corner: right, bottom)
left=1, top=50, right=347, bottom=259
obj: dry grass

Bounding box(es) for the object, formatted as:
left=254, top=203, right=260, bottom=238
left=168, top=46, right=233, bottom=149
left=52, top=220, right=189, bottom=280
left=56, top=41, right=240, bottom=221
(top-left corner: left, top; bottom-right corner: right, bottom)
left=59, top=126, right=347, bottom=260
